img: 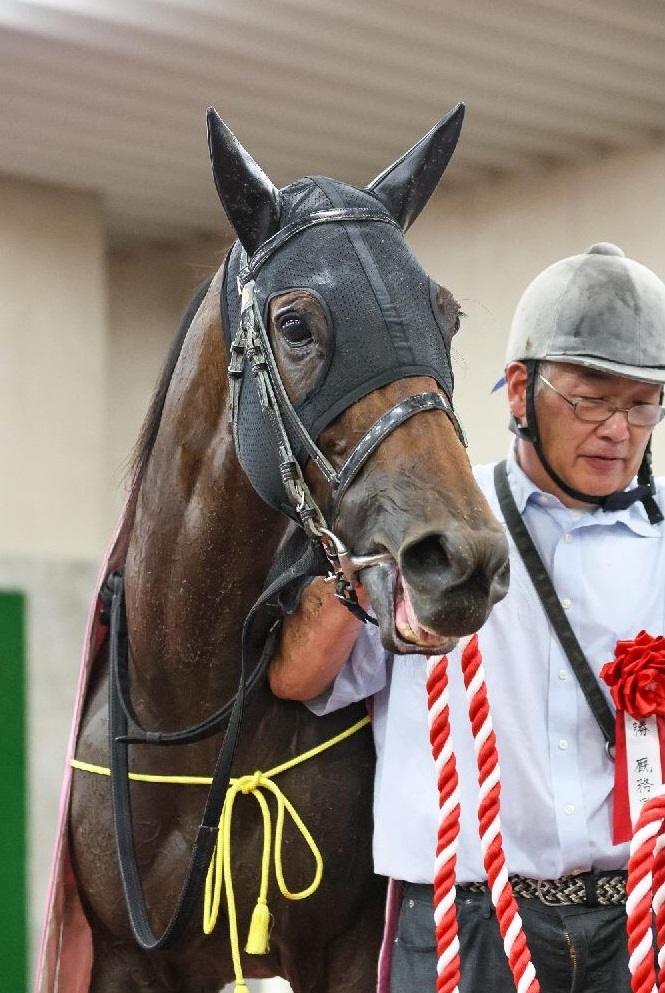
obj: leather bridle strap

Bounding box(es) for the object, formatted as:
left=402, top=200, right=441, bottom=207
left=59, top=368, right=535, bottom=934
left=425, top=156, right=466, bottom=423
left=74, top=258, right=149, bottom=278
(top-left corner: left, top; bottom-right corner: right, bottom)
left=237, top=280, right=465, bottom=518
left=108, top=568, right=280, bottom=950
left=331, top=391, right=464, bottom=514
left=240, top=208, right=399, bottom=283
left=107, top=534, right=327, bottom=748
left=493, top=460, right=615, bottom=748
left=107, top=534, right=329, bottom=947
left=109, top=569, right=245, bottom=950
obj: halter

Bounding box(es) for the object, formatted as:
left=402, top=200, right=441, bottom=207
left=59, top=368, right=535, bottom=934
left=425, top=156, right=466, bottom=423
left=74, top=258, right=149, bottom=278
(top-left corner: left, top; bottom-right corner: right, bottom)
left=227, top=206, right=467, bottom=617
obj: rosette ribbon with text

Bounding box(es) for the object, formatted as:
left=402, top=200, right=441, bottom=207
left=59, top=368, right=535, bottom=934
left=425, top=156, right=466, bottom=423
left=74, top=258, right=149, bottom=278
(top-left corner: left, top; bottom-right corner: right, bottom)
left=600, top=630, right=665, bottom=844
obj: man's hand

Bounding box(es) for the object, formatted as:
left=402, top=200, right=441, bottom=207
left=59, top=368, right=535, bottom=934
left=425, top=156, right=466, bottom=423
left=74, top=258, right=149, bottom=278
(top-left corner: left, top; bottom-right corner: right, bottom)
left=268, top=575, right=369, bottom=701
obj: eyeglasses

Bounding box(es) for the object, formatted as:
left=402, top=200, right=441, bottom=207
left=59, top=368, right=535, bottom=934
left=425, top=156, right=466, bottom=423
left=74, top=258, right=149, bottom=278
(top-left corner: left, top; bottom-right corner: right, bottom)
left=538, top=374, right=665, bottom=428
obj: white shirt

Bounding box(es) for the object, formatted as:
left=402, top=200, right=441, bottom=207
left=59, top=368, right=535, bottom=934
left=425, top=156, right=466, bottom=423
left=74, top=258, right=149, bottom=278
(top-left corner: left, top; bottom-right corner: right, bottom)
left=308, top=445, right=665, bottom=883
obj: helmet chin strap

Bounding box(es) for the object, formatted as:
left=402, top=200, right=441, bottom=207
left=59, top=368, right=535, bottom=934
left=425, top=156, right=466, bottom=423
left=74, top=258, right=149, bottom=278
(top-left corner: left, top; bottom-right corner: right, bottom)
left=509, top=362, right=663, bottom=525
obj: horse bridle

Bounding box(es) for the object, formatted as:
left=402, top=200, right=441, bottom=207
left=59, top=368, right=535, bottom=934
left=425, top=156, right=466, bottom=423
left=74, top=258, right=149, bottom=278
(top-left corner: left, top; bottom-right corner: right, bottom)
left=105, top=207, right=468, bottom=953
left=229, top=207, right=467, bottom=618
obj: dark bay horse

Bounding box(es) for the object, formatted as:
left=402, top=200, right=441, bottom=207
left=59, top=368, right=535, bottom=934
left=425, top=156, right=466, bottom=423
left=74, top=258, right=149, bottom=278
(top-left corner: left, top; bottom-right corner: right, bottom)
left=68, top=105, right=509, bottom=992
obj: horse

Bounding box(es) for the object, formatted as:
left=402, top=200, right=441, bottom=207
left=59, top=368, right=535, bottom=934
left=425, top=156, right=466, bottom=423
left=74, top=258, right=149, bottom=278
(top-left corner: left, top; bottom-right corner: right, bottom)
left=66, top=104, right=510, bottom=993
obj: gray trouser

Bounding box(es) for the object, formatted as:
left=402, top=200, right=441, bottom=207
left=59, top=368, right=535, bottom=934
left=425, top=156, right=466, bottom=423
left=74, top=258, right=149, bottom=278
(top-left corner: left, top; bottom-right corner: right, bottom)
left=390, top=883, right=633, bottom=993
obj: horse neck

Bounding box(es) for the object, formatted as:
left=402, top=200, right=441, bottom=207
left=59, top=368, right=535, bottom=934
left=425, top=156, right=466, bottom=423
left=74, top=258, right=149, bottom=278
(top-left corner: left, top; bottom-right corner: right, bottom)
left=123, top=276, right=287, bottom=729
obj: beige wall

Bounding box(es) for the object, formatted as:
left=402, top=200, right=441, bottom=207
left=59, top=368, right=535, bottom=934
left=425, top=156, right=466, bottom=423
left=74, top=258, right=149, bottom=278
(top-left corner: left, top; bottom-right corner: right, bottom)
left=0, top=176, right=108, bottom=560
left=107, top=238, right=227, bottom=520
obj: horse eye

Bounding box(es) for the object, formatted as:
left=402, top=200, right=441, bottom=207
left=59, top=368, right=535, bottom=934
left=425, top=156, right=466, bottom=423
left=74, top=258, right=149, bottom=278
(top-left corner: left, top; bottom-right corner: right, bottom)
left=278, top=314, right=313, bottom=346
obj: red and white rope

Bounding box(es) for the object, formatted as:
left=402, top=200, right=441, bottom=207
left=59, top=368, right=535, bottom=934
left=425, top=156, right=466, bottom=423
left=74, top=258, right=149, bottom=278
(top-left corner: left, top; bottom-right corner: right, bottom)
left=626, top=786, right=665, bottom=993
left=427, top=651, right=461, bottom=993
left=654, top=832, right=665, bottom=988
left=427, top=635, right=540, bottom=993
left=428, top=636, right=665, bottom=993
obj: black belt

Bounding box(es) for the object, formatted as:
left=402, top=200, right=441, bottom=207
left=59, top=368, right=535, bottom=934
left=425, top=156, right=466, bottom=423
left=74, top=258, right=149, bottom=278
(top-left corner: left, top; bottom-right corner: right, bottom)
left=458, top=871, right=627, bottom=907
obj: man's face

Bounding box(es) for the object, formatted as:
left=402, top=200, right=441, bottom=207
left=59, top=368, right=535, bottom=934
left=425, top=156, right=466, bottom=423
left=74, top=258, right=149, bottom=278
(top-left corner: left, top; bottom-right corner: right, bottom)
left=506, top=361, right=662, bottom=505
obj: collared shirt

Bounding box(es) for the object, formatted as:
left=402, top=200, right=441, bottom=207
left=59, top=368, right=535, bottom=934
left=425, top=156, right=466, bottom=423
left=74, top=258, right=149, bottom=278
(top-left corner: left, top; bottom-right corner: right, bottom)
left=308, top=443, right=665, bottom=883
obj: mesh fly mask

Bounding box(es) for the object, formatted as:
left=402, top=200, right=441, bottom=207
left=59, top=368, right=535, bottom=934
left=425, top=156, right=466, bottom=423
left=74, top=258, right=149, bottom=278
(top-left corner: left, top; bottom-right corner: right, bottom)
left=220, top=174, right=465, bottom=558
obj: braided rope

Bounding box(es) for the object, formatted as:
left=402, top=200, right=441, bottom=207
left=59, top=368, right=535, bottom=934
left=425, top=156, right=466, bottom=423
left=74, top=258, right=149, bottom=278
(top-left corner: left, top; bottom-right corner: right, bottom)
left=626, top=786, right=665, bottom=993
left=427, top=652, right=462, bottom=993
left=653, top=832, right=665, bottom=989
left=427, top=636, right=540, bottom=993
left=461, top=635, right=539, bottom=993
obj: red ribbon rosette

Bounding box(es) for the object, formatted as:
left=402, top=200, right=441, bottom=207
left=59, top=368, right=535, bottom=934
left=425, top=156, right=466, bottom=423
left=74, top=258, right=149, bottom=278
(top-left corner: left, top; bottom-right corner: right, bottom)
left=600, top=630, right=665, bottom=843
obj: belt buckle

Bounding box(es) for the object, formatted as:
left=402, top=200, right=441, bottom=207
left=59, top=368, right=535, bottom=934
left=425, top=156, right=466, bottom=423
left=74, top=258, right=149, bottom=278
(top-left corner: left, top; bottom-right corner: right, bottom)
left=535, top=878, right=561, bottom=906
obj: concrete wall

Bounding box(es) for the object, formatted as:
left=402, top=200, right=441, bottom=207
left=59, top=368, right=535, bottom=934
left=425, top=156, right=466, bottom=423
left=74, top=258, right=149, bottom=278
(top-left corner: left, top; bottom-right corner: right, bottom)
left=106, top=238, right=227, bottom=518
left=0, top=140, right=662, bottom=985
left=0, top=176, right=108, bottom=560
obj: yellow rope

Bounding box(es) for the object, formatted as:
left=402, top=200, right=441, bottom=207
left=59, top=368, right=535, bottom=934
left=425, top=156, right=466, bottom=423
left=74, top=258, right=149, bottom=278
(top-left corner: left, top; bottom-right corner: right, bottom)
left=71, top=714, right=370, bottom=993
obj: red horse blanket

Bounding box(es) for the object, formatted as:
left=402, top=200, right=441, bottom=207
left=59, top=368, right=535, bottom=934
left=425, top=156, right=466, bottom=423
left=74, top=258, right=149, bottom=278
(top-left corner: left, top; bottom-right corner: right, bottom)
left=33, top=500, right=133, bottom=993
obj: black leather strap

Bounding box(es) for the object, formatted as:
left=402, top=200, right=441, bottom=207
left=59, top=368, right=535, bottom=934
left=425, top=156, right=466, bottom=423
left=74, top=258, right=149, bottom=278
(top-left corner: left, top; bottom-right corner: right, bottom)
left=107, top=533, right=328, bottom=747
left=493, top=460, right=615, bottom=747
left=331, top=392, right=464, bottom=511
left=108, top=570, right=251, bottom=949
left=241, top=208, right=399, bottom=282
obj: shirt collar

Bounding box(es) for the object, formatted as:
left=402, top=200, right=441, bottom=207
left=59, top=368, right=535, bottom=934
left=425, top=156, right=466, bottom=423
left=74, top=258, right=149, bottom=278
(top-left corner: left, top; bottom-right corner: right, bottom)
left=504, top=440, right=661, bottom=536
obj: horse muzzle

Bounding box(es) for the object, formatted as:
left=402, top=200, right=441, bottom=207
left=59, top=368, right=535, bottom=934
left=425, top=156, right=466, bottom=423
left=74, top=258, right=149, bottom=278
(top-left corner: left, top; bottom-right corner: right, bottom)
left=358, top=525, right=510, bottom=655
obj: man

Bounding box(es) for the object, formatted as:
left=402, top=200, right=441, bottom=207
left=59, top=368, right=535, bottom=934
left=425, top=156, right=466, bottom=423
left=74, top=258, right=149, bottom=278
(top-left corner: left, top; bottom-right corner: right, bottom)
left=269, top=243, right=665, bottom=993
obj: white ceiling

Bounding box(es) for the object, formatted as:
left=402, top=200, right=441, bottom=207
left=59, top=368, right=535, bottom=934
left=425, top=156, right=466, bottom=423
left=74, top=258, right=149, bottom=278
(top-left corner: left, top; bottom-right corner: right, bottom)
left=1, top=0, right=663, bottom=246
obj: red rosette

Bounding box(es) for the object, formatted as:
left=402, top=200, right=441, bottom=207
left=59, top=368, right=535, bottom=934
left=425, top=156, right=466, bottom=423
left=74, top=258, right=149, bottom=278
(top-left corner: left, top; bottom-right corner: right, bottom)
left=600, top=630, right=665, bottom=720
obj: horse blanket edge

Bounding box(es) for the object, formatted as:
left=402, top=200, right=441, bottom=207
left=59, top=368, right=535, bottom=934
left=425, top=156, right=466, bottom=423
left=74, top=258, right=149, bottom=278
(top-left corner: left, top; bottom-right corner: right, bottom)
left=33, top=495, right=134, bottom=993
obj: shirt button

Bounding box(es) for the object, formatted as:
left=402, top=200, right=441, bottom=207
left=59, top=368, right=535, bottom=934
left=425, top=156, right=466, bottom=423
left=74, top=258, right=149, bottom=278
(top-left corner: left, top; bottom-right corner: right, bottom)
left=564, top=804, right=575, bottom=815
left=558, top=669, right=568, bottom=681
left=558, top=739, right=568, bottom=750
left=561, top=598, right=571, bottom=609
left=563, top=533, right=573, bottom=543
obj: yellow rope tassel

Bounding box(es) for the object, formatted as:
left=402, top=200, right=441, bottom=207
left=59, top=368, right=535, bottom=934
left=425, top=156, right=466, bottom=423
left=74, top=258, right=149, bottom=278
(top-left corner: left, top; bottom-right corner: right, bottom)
left=72, top=715, right=370, bottom=992
left=245, top=898, right=271, bottom=954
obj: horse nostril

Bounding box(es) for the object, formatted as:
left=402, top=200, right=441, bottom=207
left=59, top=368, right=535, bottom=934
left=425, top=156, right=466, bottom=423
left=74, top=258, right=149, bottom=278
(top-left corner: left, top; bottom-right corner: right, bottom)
left=398, top=528, right=509, bottom=636
left=400, top=534, right=455, bottom=593
left=400, top=528, right=509, bottom=599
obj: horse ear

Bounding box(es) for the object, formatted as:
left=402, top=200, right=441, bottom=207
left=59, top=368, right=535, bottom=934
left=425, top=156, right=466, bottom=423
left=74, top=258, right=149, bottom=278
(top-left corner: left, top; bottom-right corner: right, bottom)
left=366, top=103, right=465, bottom=233
left=206, top=108, right=281, bottom=256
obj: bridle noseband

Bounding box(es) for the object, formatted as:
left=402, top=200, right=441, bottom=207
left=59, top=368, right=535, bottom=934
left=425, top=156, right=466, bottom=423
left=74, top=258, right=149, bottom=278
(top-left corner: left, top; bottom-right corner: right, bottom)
left=228, top=207, right=467, bottom=617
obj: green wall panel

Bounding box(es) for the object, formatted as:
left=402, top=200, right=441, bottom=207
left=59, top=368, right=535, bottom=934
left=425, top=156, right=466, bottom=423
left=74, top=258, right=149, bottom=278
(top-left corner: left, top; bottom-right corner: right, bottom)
left=0, top=592, right=27, bottom=991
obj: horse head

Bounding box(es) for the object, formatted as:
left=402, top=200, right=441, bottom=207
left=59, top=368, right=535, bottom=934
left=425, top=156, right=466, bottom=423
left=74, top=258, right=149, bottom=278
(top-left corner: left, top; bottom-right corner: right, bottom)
left=207, top=106, right=509, bottom=655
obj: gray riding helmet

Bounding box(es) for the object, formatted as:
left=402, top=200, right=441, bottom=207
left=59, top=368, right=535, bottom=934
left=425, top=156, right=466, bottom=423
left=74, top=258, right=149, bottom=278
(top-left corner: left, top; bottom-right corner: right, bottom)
left=505, top=242, right=665, bottom=384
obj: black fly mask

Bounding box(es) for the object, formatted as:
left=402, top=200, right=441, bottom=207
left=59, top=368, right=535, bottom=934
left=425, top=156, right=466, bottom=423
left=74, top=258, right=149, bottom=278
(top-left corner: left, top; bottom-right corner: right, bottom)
left=209, top=106, right=467, bottom=598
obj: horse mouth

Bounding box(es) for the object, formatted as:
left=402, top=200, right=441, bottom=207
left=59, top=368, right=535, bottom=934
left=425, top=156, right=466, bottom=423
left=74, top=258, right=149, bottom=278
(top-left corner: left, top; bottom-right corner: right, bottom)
left=359, top=559, right=458, bottom=656
left=393, top=570, right=458, bottom=653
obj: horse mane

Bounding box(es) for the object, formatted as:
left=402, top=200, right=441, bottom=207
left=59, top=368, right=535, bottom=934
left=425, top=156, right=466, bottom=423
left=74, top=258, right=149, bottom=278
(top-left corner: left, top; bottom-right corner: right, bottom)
left=127, top=274, right=215, bottom=490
